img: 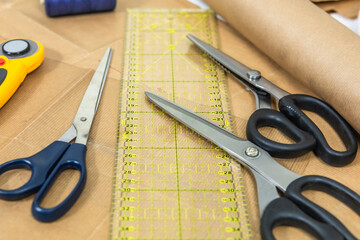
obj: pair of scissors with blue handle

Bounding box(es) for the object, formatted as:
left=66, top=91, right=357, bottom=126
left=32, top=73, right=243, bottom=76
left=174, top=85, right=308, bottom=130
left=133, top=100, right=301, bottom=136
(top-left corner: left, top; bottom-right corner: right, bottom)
left=145, top=91, right=360, bottom=240
left=0, top=47, right=112, bottom=222
left=187, top=34, right=357, bottom=166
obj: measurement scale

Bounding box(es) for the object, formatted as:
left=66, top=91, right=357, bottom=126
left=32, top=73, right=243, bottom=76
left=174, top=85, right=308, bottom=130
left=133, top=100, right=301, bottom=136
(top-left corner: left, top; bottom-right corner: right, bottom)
left=110, top=9, right=252, bottom=240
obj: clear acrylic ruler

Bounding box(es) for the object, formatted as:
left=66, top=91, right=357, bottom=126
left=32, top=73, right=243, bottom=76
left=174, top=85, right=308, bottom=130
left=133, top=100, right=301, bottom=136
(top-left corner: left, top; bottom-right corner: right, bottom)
left=110, top=9, right=252, bottom=240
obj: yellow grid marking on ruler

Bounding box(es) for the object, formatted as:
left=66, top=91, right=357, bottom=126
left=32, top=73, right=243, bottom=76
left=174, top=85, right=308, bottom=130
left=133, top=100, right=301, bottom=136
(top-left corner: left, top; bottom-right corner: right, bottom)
left=110, top=9, right=252, bottom=240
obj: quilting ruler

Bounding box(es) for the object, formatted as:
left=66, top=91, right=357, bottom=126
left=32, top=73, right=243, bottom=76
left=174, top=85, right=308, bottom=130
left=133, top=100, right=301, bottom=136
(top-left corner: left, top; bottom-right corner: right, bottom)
left=110, top=9, right=252, bottom=240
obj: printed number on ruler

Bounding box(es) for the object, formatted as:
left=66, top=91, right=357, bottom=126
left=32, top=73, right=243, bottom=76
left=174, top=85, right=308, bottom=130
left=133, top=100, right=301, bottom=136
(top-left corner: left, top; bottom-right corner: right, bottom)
left=110, top=9, right=252, bottom=240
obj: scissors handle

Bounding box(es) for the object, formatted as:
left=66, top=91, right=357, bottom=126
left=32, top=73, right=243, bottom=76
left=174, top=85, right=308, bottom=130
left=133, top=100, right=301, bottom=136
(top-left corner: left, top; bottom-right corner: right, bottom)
left=0, top=141, right=70, bottom=200
left=246, top=108, right=316, bottom=158
left=286, top=175, right=360, bottom=239
left=279, top=94, right=357, bottom=166
left=32, top=143, right=87, bottom=222
left=261, top=197, right=343, bottom=240
left=261, top=175, right=360, bottom=240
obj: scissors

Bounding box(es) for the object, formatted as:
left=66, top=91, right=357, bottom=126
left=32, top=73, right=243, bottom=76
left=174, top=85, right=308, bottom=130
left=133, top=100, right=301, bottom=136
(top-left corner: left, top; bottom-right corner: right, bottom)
left=145, top=91, right=360, bottom=240
left=187, top=34, right=358, bottom=167
left=0, top=47, right=112, bottom=222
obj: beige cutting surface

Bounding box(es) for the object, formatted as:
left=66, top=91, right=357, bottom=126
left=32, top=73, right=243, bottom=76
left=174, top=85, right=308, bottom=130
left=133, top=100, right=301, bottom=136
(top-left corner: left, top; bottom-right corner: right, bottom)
left=0, top=1, right=359, bottom=240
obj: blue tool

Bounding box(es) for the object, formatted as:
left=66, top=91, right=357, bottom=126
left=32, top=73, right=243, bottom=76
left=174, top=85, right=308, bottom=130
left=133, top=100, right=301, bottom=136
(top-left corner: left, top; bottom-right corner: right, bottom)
left=145, top=91, right=360, bottom=240
left=187, top=34, right=357, bottom=167
left=43, top=0, right=116, bottom=17
left=0, top=47, right=112, bottom=222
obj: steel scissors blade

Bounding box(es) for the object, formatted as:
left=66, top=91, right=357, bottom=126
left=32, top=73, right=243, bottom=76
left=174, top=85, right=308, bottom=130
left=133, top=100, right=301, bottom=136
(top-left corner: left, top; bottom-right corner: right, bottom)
left=59, top=47, right=112, bottom=144
left=145, top=91, right=360, bottom=240
left=0, top=47, right=112, bottom=222
left=187, top=34, right=357, bottom=166
left=144, top=91, right=299, bottom=191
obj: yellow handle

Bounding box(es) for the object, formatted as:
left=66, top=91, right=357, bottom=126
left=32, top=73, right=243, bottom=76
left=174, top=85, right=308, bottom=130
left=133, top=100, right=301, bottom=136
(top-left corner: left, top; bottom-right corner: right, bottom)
left=0, top=39, right=44, bottom=108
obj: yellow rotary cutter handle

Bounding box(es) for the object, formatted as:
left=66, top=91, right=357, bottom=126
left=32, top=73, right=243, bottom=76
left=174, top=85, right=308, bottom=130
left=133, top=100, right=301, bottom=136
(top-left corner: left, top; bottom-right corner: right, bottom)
left=0, top=39, right=44, bottom=108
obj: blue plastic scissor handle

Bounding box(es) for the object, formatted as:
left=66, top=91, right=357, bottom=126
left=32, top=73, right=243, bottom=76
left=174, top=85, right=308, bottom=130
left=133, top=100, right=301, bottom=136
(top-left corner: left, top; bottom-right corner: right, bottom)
left=32, top=143, right=87, bottom=222
left=0, top=141, right=70, bottom=200
left=0, top=141, right=87, bottom=222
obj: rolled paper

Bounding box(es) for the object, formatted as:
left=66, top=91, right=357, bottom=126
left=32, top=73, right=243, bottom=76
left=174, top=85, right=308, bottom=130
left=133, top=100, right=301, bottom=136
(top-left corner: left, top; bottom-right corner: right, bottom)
left=203, top=0, right=360, bottom=134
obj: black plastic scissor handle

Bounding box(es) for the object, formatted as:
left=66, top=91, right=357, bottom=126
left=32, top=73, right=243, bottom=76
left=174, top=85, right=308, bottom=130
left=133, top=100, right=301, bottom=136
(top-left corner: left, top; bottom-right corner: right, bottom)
left=260, top=197, right=343, bottom=240
left=246, top=108, right=316, bottom=158
left=278, top=94, right=357, bottom=166
left=261, top=175, right=360, bottom=240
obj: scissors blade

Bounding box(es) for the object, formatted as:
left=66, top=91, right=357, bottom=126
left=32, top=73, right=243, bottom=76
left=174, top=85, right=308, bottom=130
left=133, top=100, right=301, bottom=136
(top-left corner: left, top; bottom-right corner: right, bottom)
left=188, top=34, right=272, bottom=109
left=145, top=91, right=301, bottom=192
left=72, top=47, right=113, bottom=144
left=187, top=34, right=289, bottom=100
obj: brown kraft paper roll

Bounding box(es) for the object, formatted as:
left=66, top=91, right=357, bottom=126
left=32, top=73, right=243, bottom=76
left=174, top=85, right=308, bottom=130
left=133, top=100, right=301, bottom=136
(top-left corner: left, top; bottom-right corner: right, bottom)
left=203, top=0, right=360, bottom=134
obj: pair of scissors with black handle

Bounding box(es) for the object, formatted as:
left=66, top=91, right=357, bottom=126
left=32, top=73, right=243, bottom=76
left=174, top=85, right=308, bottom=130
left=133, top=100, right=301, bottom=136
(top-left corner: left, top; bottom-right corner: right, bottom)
left=0, top=48, right=112, bottom=222
left=145, top=91, right=360, bottom=240
left=187, top=34, right=357, bottom=166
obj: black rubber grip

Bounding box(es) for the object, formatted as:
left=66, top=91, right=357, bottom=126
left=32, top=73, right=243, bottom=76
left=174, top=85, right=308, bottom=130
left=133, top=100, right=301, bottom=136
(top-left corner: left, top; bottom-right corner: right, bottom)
left=260, top=197, right=343, bottom=240
left=0, top=68, right=7, bottom=86
left=246, top=108, right=316, bottom=158
left=279, top=94, right=357, bottom=166
left=285, top=175, right=360, bottom=240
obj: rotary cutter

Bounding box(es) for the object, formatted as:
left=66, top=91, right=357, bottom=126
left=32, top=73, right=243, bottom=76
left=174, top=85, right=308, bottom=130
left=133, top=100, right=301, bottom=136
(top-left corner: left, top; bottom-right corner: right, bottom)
left=0, top=39, right=45, bottom=108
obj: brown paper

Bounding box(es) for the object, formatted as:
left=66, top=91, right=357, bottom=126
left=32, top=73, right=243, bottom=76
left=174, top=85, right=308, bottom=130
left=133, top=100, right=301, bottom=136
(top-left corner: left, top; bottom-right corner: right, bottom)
left=317, top=0, right=360, bottom=18
left=203, top=0, right=360, bottom=136
left=0, top=0, right=359, bottom=239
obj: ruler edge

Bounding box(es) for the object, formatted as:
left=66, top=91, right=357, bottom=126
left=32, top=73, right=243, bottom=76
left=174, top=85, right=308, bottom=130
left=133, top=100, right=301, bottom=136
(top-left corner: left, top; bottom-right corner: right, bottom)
left=109, top=7, right=132, bottom=239
left=108, top=8, right=253, bottom=239
left=209, top=9, right=254, bottom=240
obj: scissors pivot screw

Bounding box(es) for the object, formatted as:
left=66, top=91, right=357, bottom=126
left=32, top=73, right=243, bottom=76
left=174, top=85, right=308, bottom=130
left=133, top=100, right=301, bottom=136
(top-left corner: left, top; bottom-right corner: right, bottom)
left=247, top=70, right=261, bottom=81
left=245, top=146, right=259, bottom=157
left=80, top=117, right=87, bottom=121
